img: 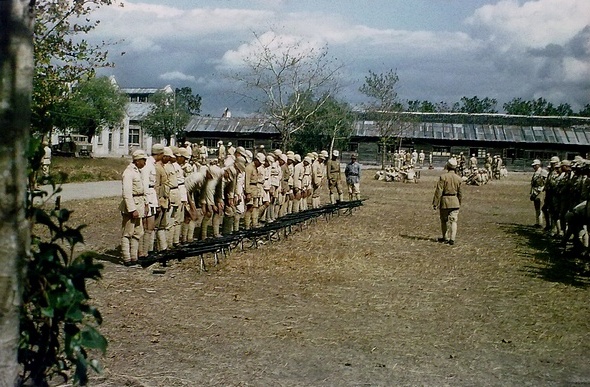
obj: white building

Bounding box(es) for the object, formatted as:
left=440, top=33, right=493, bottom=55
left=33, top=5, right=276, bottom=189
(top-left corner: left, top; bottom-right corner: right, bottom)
left=91, top=81, right=174, bottom=157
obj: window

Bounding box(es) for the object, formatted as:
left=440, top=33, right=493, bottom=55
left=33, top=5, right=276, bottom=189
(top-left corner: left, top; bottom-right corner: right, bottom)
left=470, top=148, right=486, bottom=158
left=119, top=129, right=124, bottom=147
left=237, top=139, right=254, bottom=149
left=347, top=142, right=359, bottom=152
left=432, top=146, right=450, bottom=156
left=129, top=128, right=140, bottom=145
left=204, top=138, right=218, bottom=148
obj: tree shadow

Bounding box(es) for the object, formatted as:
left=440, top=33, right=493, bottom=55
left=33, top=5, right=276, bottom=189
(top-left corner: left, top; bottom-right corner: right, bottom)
left=94, top=247, right=125, bottom=266
left=498, top=222, right=590, bottom=288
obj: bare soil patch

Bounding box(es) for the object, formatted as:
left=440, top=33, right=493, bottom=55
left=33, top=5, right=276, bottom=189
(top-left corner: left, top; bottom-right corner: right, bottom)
left=59, top=170, right=589, bottom=386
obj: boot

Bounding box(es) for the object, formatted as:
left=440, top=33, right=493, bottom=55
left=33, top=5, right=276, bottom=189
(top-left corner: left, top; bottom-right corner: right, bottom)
left=137, top=233, right=145, bottom=258
left=252, top=207, right=260, bottom=228
left=145, top=230, right=154, bottom=254
left=223, top=215, right=234, bottom=235
left=244, top=210, right=252, bottom=230
left=121, top=237, right=131, bottom=263
left=338, top=193, right=343, bottom=202
left=186, top=221, right=196, bottom=242
left=329, top=193, right=336, bottom=204
left=212, top=213, right=222, bottom=237
left=233, top=214, right=241, bottom=232
left=130, top=238, right=140, bottom=261
left=156, top=229, right=168, bottom=251
left=201, top=215, right=211, bottom=239
left=173, top=224, right=181, bottom=245
left=181, top=222, right=189, bottom=243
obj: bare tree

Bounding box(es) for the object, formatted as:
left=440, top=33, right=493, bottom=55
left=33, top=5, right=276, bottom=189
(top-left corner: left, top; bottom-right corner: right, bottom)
left=0, top=0, right=35, bottom=385
left=232, top=31, right=342, bottom=149
left=359, top=69, right=412, bottom=169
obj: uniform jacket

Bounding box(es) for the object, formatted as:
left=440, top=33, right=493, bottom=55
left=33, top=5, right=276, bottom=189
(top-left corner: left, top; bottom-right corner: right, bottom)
left=345, top=161, right=361, bottom=184
left=121, top=162, right=146, bottom=216
left=244, top=162, right=260, bottom=197
left=432, top=170, right=462, bottom=209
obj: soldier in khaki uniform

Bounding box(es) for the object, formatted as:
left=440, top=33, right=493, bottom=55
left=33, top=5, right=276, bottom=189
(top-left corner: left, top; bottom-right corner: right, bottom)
left=120, top=150, right=148, bottom=265
left=326, top=150, right=344, bottom=203
left=244, top=153, right=265, bottom=229
left=163, top=147, right=180, bottom=246
left=432, top=158, right=462, bottom=245
left=530, top=159, right=548, bottom=227
left=311, top=150, right=328, bottom=208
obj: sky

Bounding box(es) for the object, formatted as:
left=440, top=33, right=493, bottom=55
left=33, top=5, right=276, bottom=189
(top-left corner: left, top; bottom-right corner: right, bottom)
left=89, top=0, right=590, bottom=116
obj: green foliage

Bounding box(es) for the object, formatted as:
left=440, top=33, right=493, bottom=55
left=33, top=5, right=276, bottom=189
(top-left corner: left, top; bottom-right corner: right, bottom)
left=292, top=95, right=354, bottom=155
left=53, top=76, right=128, bottom=141
left=142, top=88, right=200, bottom=143
left=20, top=170, right=106, bottom=385
left=457, top=96, right=498, bottom=113
left=33, top=0, right=117, bottom=135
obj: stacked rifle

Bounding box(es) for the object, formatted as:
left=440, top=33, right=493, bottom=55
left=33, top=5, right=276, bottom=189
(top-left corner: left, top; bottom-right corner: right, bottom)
left=138, top=199, right=365, bottom=270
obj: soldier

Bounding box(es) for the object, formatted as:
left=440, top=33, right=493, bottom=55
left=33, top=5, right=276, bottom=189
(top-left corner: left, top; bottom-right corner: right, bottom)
left=154, top=145, right=171, bottom=251
left=200, top=164, right=224, bottom=239
left=138, top=144, right=160, bottom=258
left=227, top=142, right=236, bottom=156
left=485, top=153, right=493, bottom=177
left=543, top=156, right=560, bottom=233
left=458, top=152, right=466, bottom=176
left=198, top=141, right=208, bottom=164
left=345, top=153, right=361, bottom=200
left=327, top=150, right=344, bottom=203
left=469, top=154, right=478, bottom=170
left=292, top=154, right=304, bottom=213
left=217, top=140, right=226, bottom=163
left=120, top=150, right=148, bottom=265
left=418, top=150, right=425, bottom=167
left=530, top=159, right=548, bottom=227
left=432, top=158, right=462, bottom=245
left=221, top=156, right=238, bottom=235
left=301, top=156, right=313, bottom=211
left=163, top=147, right=180, bottom=246
left=233, top=155, right=247, bottom=231
left=311, top=150, right=328, bottom=208
left=411, top=149, right=418, bottom=166
left=244, top=153, right=265, bottom=229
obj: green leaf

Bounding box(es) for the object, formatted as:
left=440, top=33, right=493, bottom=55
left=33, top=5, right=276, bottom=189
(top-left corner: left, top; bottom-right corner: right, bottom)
left=80, top=326, right=108, bottom=353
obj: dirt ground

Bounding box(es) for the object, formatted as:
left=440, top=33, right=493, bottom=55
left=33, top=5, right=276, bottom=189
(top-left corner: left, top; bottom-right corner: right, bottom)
left=57, top=169, right=590, bottom=386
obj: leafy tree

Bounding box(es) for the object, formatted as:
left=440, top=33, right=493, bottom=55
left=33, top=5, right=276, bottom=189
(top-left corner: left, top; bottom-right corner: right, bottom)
left=53, top=76, right=128, bottom=141
left=579, top=104, right=590, bottom=117
left=142, top=87, right=200, bottom=144
left=232, top=31, right=342, bottom=149
left=33, top=0, right=117, bottom=135
left=503, top=97, right=533, bottom=115
left=359, top=69, right=411, bottom=169
left=291, top=94, right=354, bottom=155
left=457, top=96, right=498, bottom=113
left=407, top=100, right=437, bottom=112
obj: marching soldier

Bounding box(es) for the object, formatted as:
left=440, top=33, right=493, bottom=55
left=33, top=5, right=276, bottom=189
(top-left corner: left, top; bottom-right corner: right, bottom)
left=432, top=158, right=462, bottom=245
left=217, top=140, right=226, bottom=163
left=120, top=150, right=148, bottom=265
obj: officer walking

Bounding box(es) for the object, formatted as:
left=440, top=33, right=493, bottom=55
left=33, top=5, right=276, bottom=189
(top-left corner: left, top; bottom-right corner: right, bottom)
left=432, top=158, right=462, bottom=245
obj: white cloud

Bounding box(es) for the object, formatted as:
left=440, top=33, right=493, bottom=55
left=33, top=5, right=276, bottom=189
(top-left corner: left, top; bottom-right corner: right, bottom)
left=467, top=0, right=590, bottom=49
left=128, top=36, right=161, bottom=52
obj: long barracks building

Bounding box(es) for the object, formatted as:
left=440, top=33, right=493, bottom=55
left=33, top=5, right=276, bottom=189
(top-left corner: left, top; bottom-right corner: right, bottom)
left=183, top=112, right=590, bottom=170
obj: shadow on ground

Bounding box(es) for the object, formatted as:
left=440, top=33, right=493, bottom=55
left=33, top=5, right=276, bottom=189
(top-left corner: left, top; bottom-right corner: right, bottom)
left=498, top=222, right=590, bottom=288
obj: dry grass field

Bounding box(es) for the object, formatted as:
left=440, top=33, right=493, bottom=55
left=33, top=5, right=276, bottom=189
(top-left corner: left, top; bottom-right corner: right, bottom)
left=58, top=169, right=589, bottom=386
left=48, top=156, right=129, bottom=183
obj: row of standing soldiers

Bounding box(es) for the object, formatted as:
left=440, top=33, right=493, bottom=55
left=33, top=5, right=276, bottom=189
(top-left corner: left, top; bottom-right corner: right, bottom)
left=530, top=156, right=590, bottom=250
left=457, top=152, right=504, bottom=179
left=120, top=145, right=361, bottom=265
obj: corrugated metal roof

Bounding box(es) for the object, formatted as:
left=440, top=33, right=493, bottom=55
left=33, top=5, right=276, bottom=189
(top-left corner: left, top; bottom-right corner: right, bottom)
left=353, top=121, right=590, bottom=145
left=121, top=88, right=161, bottom=95
left=184, top=116, right=279, bottom=134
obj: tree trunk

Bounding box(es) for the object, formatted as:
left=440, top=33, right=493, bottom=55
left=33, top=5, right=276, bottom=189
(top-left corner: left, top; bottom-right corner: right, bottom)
left=0, top=1, right=35, bottom=385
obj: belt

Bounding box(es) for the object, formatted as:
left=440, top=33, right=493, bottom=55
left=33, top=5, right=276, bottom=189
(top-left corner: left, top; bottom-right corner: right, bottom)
left=443, top=193, right=456, bottom=196
left=348, top=173, right=358, bottom=176
left=149, top=184, right=155, bottom=188
left=132, top=193, right=144, bottom=197
left=178, top=182, right=185, bottom=185
left=170, top=186, right=178, bottom=190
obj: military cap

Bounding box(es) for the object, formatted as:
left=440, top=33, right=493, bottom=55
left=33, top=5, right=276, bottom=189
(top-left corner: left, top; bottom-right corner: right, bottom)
left=531, top=159, right=541, bottom=166
left=176, top=147, right=189, bottom=158
left=245, top=150, right=253, bottom=163
left=266, top=154, right=275, bottom=163
left=132, top=149, right=148, bottom=160
left=446, top=158, right=458, bottom=169
left=319, top=150, right=329, bottom=159
left=303, top=156, right=312, bottom=164
left=287, top=153, right=295, bottom=161
left=236, top=146, right=246, bottom=155
left=255, top=152, right=266, bottom=163
left=152, top=143, right=165, bottom=155
left=280, top=154, right=288, bottom=163
left=274, top=149, right=282, bottom=156
left=332, top=150, right=340, bottom=157
left=351, top=153, right=358, bottom=159
left=550, top=156, right=560, bottom=164
left=199, top=141, right=204, bottom=145
left=294, top=154, right=301, bottom=162
left=561, top=160, right=572, bottom=166
left=163, top=146, right=174, bottom=157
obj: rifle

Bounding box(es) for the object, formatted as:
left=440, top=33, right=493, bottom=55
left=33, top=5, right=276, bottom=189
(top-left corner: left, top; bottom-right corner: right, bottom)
left=138, top=199, right=366, bottom=270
